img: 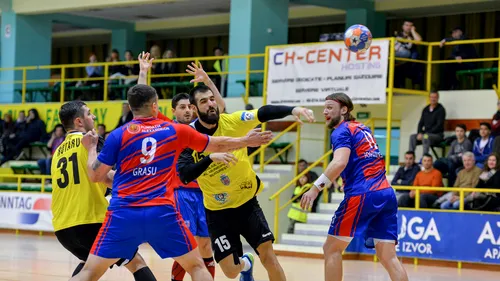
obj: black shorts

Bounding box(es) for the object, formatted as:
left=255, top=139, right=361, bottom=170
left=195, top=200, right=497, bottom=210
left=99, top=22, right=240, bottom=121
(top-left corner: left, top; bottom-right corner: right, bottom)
left=205, top=197, right=275, bottom=263
left=55, top=223, right=136, bottom=266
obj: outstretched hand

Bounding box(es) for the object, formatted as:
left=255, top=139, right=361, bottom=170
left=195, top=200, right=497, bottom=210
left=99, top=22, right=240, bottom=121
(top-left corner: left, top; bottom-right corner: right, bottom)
left=292, top=107, right=316, bottom=124
left=186, top=62, right=210, bottom=84
left=138, top=51, right=155, bottom=72
left=245, top=128, right=273, bottom=147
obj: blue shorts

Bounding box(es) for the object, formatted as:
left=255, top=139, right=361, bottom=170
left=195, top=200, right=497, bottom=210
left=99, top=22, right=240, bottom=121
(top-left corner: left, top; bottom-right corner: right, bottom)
left=91, top=205, right=197, bottom=260
left=328, top=187, right=398, bottom=248
left=174, top=188, right=209, bottom=238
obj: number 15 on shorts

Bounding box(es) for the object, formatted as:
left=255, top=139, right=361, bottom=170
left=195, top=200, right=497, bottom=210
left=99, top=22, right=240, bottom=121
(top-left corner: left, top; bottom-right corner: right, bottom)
left=214, top=235, right=231, bottom=252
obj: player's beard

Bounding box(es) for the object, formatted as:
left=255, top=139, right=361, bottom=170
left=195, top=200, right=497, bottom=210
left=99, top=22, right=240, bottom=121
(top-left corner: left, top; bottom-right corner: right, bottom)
left=328, top=115, right=342, bottom=129
left=197, top=106, right=220, bottom=124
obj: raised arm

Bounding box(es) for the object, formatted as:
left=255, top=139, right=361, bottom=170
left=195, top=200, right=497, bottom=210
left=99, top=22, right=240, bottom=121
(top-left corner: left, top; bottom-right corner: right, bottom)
left=186, top=62, right=226, bottom=113
left=137, top=52, right=154, bottom=85
left=81, top=129, right=113, bottom=183
left=257, top=105, right=315, bottom=124
left=204, top=128, right=273, bottom=153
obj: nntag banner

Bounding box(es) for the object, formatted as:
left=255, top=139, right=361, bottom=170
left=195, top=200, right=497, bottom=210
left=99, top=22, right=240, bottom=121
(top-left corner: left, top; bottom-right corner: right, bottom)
left=0, top=192, right=53, bottom=231
left=346, top=210, right=500, bottom=264
left=266, top=40, right=389, bottom=106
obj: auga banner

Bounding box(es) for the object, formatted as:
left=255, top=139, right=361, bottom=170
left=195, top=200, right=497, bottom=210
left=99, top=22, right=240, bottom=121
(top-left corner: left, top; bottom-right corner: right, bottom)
left=346, top=210, right=500, bottom=264
left=266, top=40, right=389, bottom=106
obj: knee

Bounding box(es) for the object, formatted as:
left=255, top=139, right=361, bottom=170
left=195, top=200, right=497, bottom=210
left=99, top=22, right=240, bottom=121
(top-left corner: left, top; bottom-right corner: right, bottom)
left=323, top=240, right=343, bottom=257
left=259, top=248, right=279, bottom=269
left=198, top=239, right=212, bottom=257
left=221, top=265, right=240, bottom=279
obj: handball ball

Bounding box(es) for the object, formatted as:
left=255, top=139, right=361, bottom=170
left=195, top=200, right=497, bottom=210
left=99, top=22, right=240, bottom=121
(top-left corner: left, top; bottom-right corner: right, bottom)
left=344, top=24, right=372, bottom=53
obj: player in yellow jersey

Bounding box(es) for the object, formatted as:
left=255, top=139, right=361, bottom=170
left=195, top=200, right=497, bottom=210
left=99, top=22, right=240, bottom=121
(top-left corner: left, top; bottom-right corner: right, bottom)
left=177, top=86, right=315, bottom=281
left=51, top=100, right=157, bottom=281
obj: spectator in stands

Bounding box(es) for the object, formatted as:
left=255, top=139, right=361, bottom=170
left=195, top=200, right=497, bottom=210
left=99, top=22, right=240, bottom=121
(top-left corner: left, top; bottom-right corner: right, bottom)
left=213, top=47, right=227, bottom=97
left=466, top=153, right=500, bottom=211
left=161, top=49, right=178, bottom=82
left=37, top=124, right=65, bottom=176
left=150, top=45, right=163, bottom=83
left=439, top=27, right=478, bottom=90
left=0, top=113, right=15, bottom=156
left=85, top=53, right=103, bottom=86
left=398, top=154, right=443, bottom=208
left=0, top=109, right=47, bottom=165
left=473, top=122, right=494, bottom=169
left=115, top=102, right=133, bottom=129
left=97, top=124, right=106, bottom=139
left=123, top=50, right=139, bottom=85
left=409, top=91, right=446, bottom=158
left=15, top=110, right=26, bottom=132
left=434, top=124, right=472, bottom=186
left=437, top=152, right=481, bottom=209
left=287, top=173, right=312, bottom=234
left=490, top=100, right=500, bottom=155
left=394, top=19, right=423, bottom=88
left=391, top=151, right=420, bottom=201
left=298, top=159, right=323, bottom=212
left=107, top=49, right=124, bottom=76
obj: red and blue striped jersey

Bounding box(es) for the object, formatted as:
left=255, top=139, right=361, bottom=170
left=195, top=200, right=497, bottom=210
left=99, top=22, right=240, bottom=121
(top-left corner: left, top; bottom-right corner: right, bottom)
left=331, top=121, right=390, bottom=197
left=98, top=117, right=209, bottom=210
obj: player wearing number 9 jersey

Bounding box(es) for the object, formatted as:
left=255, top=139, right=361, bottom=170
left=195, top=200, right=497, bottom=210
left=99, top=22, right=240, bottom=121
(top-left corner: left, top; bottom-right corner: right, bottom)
left=69, top=84, right=272, bottom=281
left=51, top=101, right=157, bottom=281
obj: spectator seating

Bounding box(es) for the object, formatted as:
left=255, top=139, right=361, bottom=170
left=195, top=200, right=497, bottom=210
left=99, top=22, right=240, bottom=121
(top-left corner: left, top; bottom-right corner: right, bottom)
left=456, top=67, right=498, bottom=89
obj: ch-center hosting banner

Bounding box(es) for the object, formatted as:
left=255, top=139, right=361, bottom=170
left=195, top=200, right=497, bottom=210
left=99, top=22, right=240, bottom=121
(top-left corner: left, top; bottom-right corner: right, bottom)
left=266, top=40, right=389, bottom=106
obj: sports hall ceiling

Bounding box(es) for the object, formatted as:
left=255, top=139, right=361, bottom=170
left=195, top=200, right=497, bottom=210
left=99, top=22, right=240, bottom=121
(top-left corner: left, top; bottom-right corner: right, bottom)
left=5, top=0, right=500, bottom=46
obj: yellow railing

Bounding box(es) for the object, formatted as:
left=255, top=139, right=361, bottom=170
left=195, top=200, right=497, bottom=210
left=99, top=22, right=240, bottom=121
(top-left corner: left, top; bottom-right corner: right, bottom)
left=0, top=54, right=264, bottom=104
left=268, top=150, right=333, bottom=242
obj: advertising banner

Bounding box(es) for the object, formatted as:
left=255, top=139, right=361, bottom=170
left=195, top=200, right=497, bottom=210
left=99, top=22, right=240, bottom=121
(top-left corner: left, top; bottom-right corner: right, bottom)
left=266, top=40, right=389, bottom=106
left=346, top=210, right=500, bottom=264
left=0, top=192, right=54, bottom=231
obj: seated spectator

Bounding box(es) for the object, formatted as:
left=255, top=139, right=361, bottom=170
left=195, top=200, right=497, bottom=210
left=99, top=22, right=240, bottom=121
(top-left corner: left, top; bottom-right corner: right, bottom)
left=398, top=154, right=443, bottom=208
left=298, top=159, right=323, bottom=212
left=0, top=113, right=15, bottom=156
left=466, top=153, right=500, bottom=211
left=473, top=122, right=494, bottom=169
left=391, top=151, right=420, bottom=201
left=490, top=100, right=500, bottom=155
left=37, top=124, right=65, bottom=176
left=97, top=124, right=106, bottom=139
left=84, top=53, right=103, bottom=86
left=123, top=50, right=139, bottom=85
left=437, top=152, right=481, bottom=210
left=409, top=91, right=446, bottom=158
left=15, top=110, right=26, bottom=132
left=433, top=124, right=472, bottom=186
left=161, top=49, right=178, bottom=82
left=0, top=109, right=47, bottom=165
left=393, top=19, right=423, bottom=88
left=107, top=49, right=125, bottom=77
left=115, top=102, right=133, bottom=129
left=287, top=173, right=312, bottom=234
left=439, top=27, right=478, bottom=90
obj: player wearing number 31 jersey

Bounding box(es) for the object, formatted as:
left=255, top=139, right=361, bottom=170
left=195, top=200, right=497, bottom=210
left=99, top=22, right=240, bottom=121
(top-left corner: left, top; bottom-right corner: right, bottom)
left=300, top=93, right=408, bottom=281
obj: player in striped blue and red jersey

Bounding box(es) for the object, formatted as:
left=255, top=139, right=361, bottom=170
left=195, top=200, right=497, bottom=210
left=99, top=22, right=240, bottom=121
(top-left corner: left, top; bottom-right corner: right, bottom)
left=69, top=82, right=273, bottom=281
left=301, top=93, right=409, bottom=281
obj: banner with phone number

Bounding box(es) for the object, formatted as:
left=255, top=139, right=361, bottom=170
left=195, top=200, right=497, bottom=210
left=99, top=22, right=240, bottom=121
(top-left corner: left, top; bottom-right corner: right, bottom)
left=345, top=210, right=500, bottom=264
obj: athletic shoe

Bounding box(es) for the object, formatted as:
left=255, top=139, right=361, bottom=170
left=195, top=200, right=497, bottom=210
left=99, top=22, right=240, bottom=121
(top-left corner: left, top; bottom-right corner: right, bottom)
left=239, top=252, right=254, bottom=281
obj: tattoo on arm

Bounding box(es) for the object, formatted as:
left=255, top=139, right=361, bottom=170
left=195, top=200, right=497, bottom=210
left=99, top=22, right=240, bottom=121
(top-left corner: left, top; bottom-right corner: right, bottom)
left=92, top=160, right=102, bottom=171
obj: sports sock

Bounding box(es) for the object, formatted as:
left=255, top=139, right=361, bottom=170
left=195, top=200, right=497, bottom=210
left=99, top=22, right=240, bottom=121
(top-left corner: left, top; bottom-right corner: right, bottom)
left=133, top=266, right=157, bottom=281
left=171, top=261, right=186, bottom=281
left=72, top=262, right=85, bottom=276
left=203, top=257, right=216, bottom=278
left=241, top=256, right=252, bottom=272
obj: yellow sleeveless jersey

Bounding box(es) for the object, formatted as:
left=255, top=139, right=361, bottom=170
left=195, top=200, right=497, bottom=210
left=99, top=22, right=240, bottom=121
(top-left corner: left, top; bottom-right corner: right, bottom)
left=192, top=109, right=264, bottom=210
left=51, top=132, right=108, bottom=231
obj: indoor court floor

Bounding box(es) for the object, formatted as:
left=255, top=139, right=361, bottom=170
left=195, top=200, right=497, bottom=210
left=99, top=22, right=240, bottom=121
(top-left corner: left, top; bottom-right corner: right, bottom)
left=0, top=233, right=498, bottom=281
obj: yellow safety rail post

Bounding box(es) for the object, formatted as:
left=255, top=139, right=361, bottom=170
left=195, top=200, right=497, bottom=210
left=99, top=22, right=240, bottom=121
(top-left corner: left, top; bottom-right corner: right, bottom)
left=269, top=150, right=333, bottom=238
left=244, top=56, right=251, bottom=105
left=21, top=69, right=27, bottom=104
left=294, top=125, right=301, bottom=176
left=103, top=65, right=109, bottom=102
left=60, top=67, right=66, bottom=103
left=248, top=122, right=298, bottom=172
left=385, top=37, right=396, bottom=173
left=426, top=43, right=433, bottom=93
left=260, top=47, right=271, bottom=173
